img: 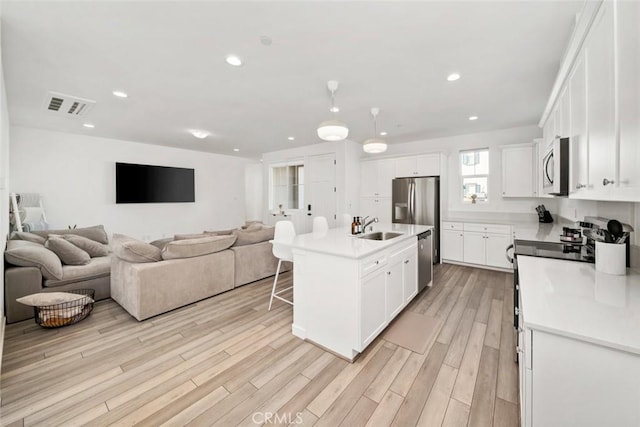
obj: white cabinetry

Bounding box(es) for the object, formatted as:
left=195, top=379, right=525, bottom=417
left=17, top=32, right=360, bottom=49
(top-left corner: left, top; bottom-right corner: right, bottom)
left=402, top=250, right=418, bottom=303
left=394, top=154, right=440, bottom=177
left=360, top=264, right=387, bottom=348
left=386, top=251, right=405, bottom=320
left=361, top=159, right=395, bottom=198
left=443, top=222, right=512, bottom=270
left=586, top=1, right=616, bottom=191
left=569, top=52, right=589, bottom=193
left=360, top=197, right=391, bottom=224
left=441, top=222, right=464, bottom=262
left=501, top=143, right=537, bottom=197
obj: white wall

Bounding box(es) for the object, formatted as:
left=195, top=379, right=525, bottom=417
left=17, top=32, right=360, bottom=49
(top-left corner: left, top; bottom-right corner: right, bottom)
left=0, top=4, right=10, bottom=344
left=244, top=163, right=263, bottom=221
left=10, top=127, right=251, bottom=241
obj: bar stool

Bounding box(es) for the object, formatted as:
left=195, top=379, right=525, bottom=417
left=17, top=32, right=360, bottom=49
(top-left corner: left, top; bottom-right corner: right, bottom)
left=269, top=220, right=296, bottom=311
left=312, top=216, right=329, bottom=233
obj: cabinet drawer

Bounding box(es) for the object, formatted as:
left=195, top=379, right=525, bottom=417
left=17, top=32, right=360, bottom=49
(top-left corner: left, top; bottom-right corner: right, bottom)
left=463, top=223, right=511, bottom=235
left=443, top=221, right=463, bottom=231
left=361, top=254, right=387, bottom=276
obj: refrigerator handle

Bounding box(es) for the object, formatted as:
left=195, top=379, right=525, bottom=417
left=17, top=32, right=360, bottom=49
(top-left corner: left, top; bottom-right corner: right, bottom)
left=409, top=181, right=415, bottom=223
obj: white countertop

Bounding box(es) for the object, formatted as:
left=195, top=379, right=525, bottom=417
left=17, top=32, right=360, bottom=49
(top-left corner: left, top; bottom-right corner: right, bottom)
left=284, top=223, right=432, bottom=259
left=513, top=219, right=579, bottom=243
left=518, top=255, right=640, bottom=354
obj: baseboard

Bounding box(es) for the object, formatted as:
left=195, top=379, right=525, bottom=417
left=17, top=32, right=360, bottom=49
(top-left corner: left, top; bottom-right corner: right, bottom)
left=442, top=259, right=513, bottom=274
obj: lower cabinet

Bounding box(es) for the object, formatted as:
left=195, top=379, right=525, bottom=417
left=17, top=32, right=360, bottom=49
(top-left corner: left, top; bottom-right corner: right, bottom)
left=443, top=222, right=512, bottom=270
left=359, top=240, right=418, bottom=349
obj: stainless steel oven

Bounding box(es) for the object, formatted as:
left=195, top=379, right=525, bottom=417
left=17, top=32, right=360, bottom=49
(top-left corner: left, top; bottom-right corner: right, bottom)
left=542, top=137, right=570, bottom=196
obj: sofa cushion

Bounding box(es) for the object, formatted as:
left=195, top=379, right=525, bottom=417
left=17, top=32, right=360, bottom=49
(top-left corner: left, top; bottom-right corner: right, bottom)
left=161, top=235, right=237, bottom=260
left=203, top=228, right=235, bottom=236
left=10, top=231, right=46, bottom=245
left=112, top=234, right=162, bottom=263
left=174, top=233, right=207, bottom=241
left=45, top=237, right=91, bottom=266
left=55, top=234, right=110, bottom=257
left=231, top=226, right=275, bottom=246
left=149, top=237, right=173, bottom=251
left=31, top=225, right=109, bottom=244
left=241, top=220, right=264, bottom=230
left=16, top=291, right=93, bottom=307
left=4, top=240, right=64, bottom=280
left=44, top=256, right=111, bottom=287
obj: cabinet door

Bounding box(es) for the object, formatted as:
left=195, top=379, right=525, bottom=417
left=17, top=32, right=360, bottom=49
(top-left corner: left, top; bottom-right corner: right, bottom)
left=485, top=233, right=512, bottom=269
left=416, top=154, right=440, bottom=176
left=403, top=251, right=419, bottom=303
left=376, top=198, right=392, bottom=224
left=586, top=1, right=616, bottom=190
left=395, top=157, right=417, bottom=178
left=463, top=231, right=486, bottom=265
left=385, top=259, right=404, bottom=320
left=361, top=269, right=387, bottom=348
left=617, top=0, right=640, bottom=194
left=502, top=145, right=535, bottom=197
left=360, top=197, right=377, bottom=221
left=360, top=162, right=378, bottom=197
left=569, top=52, right=589, bottom=193
left=558, top=87, right=571, bottom=138
left=376, top=159, right=395, bottom=197
left=441, top=229, right=464, bottom=262
left=543, top=108, right=556, bottom=145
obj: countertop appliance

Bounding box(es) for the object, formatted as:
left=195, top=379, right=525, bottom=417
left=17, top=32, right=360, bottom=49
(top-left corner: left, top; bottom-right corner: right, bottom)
left=542, top=137, right=569, bottom=196
left=417, top=230, right=433, bottom=292
left=392, top=176, right=440, bottom=263
left=506, top=238, right=595, bottom=362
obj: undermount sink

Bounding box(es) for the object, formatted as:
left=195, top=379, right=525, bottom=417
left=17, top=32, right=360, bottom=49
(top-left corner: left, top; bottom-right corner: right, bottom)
left=359, top=231, right=404, bottom=241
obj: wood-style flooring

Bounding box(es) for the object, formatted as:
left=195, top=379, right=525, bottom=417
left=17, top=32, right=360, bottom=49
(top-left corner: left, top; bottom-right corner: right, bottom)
left=0, top=264, right=519, bottom=426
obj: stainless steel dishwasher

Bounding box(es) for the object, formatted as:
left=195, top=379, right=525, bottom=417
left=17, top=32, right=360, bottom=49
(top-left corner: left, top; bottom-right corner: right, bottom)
left=418, top=230, right=433, bottom=292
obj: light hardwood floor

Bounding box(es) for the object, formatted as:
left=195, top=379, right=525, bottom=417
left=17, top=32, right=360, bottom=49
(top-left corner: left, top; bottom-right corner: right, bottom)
left=0, top=264, right=519, bottom=426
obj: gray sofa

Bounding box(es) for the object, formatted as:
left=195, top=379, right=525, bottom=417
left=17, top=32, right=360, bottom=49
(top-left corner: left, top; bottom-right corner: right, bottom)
left=4, top=226, right=111, bottom=323
left=111, top=226, right=290, bottom=321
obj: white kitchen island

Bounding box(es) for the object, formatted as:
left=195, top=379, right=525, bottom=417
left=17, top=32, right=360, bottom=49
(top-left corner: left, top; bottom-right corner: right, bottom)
left=282, top=223, right=432, bottom=361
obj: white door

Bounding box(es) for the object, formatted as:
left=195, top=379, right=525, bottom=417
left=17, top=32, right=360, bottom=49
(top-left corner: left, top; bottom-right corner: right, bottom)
left=306, top=154, right=337, bottom=232
left=376, top=159, right=396, bottom=198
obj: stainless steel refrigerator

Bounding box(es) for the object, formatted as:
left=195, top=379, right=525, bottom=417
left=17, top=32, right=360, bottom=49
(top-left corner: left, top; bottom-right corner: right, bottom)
left=392, top=177, right=440, bottom=264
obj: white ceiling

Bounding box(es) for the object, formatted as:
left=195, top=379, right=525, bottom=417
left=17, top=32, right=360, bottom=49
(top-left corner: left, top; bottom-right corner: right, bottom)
left=1, top=1, right=583, bottom=159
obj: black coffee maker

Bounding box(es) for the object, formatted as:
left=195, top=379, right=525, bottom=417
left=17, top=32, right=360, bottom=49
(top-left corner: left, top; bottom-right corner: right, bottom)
left=535, top=205, right=553, bottom=223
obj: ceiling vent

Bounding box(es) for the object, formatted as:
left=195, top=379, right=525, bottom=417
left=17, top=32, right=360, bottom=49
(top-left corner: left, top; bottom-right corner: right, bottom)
left=44, top=91, right=96, bottom=117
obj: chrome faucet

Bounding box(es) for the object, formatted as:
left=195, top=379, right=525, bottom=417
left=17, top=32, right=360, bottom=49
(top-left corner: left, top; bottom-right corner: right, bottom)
left=362, top=216, right=378, bottom=232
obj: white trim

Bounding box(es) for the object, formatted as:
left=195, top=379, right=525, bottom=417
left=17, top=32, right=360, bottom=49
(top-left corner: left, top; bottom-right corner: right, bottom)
left=539, top=0, right=604, bottom=127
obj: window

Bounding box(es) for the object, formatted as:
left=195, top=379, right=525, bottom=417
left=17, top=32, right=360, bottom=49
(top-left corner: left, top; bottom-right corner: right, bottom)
left=269, top=162, right=304, bottom=211
left=460, top=148, right=489, bottom=202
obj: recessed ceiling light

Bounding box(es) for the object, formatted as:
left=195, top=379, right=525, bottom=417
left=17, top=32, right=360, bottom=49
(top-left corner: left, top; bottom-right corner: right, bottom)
left=287, top=136, right=295, bottom=141
left=190, top=130, right=210, bottom=139
left=225, top=55, right=243, bottom=66
left=83, top=123, right=95, bottom=128
left=447, top=73, right=461, bottom=82
left=233, top=148, right=240, bottom=152
left=469, top=116, right=479, bottom=121
left=112, top=90, right=128, bottom=98
left=379, top=131, right=388, bottom=136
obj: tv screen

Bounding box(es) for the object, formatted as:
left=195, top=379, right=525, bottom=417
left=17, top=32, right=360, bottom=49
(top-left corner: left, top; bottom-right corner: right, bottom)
left=116, top=162, right=195, bottom=203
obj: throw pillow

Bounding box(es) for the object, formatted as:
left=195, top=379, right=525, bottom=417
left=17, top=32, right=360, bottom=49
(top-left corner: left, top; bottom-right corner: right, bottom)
left=244, top=223, right=263, bottom=231
left=31, top=225, right=109, bottom=244
left=45, top=237, right=91, bottom=265
left=149, top=237, right=172, bottom=251
left=4, top=242, right=64, bottom=280
left=174, top=233, right=207, bottom=241
left=112, top=234, right=162, bottom=263
left=161, top=235, right=237, bottom=260
left=231, top=226, right=275, bottom=246
left=203, top=228, right=235, bottom=236
left=57, top=234, right=110, bottom=257
left=9, top=231, right=46, bottom=245
left=16, top=292, right=94, bottom=307
left=242, top=220, right=264, bottom=230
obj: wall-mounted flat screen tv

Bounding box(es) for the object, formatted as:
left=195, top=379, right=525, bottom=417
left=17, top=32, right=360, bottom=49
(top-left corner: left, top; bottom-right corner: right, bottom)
left=116, top=162, right=195, bottom=203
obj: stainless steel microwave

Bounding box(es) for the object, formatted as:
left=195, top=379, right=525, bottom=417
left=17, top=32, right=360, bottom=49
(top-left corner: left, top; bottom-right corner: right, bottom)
left=542, top=137, right=569, bottom=196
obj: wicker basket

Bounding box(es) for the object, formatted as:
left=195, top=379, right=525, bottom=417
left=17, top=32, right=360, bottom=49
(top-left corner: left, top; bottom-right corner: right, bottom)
left=34, top=289, right=95, bottom=328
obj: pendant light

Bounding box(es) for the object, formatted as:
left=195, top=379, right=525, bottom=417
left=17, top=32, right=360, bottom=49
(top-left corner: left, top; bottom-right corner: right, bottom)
left=317, top=80, right=349, bottom=141
left=362, top=108, right=388, bottom=153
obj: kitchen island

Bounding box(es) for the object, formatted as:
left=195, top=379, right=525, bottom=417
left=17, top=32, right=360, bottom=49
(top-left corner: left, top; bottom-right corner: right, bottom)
left=283, top=223, right=432, bottom=361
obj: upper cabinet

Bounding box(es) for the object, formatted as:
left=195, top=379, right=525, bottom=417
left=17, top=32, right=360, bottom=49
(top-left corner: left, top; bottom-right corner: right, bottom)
left=395, top=154, right=440, bottom=178
left=501, top=143, right=537, bottom=197
left=539, top=0, right=640, bottom=202
left=361, top=159, right=395, bottom=198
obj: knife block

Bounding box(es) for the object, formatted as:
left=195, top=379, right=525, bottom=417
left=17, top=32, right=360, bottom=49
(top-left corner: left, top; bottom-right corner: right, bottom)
left=538, top=211, right=553, bottom=223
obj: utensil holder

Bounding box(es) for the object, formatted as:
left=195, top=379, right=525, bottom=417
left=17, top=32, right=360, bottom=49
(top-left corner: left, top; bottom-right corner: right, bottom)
left=595, top=242, right=626, bottom=275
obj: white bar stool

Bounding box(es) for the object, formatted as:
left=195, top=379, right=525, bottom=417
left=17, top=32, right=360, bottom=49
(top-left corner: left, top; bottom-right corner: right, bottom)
left=269, top=220, right=296, bottom=311
left=312, top=216, right=329, bottom=234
